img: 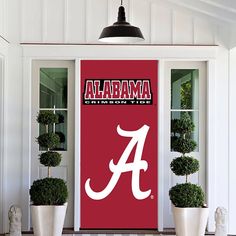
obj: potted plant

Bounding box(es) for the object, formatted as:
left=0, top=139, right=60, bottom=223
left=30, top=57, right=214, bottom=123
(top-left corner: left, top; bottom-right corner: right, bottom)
left=169, top=112, right=209, bottom=236
left=30, top=111, right=68, bottom=236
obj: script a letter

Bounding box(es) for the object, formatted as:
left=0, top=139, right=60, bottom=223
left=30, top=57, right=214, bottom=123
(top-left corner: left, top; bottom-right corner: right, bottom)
left=85, top=124, right=151, bottom=200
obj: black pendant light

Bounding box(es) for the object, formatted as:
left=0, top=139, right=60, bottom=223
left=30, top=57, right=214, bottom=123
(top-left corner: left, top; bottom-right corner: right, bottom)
left=99, top=0, right=144, bottom=43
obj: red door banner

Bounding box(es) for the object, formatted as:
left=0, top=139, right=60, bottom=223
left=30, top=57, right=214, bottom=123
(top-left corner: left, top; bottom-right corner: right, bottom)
left=81, top=60, right=158, bottom=229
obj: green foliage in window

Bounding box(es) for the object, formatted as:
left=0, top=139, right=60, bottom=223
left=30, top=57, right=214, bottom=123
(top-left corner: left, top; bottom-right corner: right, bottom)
left=169, top=183, right=204, bottom=207
left=171, top=119, right=179, bottom=135
left=30, top=178, right=68, bottom=205
left=55, top=131, right=66, bottom=143
left=57, top=114, right=65, bottom=123
left=39, top=151, right=62, bottom=167
left=170, top=156, right=199, bottom=176
left=37, top=111, right=58, bottom=125
left=37, top=133, right=60, bottom=149
left=181, top=80, right=192, bottom=109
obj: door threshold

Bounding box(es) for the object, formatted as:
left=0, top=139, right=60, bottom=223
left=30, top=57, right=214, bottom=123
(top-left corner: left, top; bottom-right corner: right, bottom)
left=17, top=229, right=215, bottom=235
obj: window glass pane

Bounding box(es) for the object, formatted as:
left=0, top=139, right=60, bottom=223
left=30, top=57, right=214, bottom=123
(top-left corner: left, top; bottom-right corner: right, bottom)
left=39, top=110, right=67, bottom=151
left=171, top=111, right=199, bottom=151
left=171, top=69, right=199, bottom=110
left=40, top=68, right=68, bottom=108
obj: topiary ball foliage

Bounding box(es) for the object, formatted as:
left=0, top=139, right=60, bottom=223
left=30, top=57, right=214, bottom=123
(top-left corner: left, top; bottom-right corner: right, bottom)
left=30, top=177, right=68, bottom=205
left=170, top=156, right=199, bottom=176
left=175, top=112, right=195, bottom=135
left=37, top=111, right=58, bottom=125
left=169, top=183, right=204, bottom=207
left=172, top=137, right=197, bottom=154
left=37, top=133, right=60, bottom=149
left=39, top=151, right=62, bottom=167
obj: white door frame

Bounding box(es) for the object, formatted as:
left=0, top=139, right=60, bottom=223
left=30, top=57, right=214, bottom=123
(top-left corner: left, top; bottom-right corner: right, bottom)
left=21, top=45, right=217, bottom=232
left=163, top=61, right=206, bottom=227
left=0, top=55, right=5, bottom=234
left=0, top=39, right=8, bottom=234
left=31, top=60, right=75, bottom=227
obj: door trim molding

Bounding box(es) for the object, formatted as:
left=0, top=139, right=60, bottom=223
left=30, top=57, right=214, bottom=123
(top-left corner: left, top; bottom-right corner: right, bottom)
left=0, top=56, right=4, bottom=233
left=21, top=45, right=217, bottom=231
left=206, top=60, right=216, bottom=231
left=74, top=58, right=81, bottom=230
left=22, top=57, right=32, bottom=230
left=158, top=60, right=164, bottom=231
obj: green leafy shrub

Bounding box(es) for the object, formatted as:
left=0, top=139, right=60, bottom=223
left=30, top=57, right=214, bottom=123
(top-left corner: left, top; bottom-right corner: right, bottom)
left=30, top=178, right=68, bottom=205
left=37, top=133, right=60, bottom=149
left=172, top=137, right=196, bottom=154
left=39, top=151, right=62, bottom=167
left=169, top=183, right=204, bottom=207
left=170, top=156, right=199, bottom=176
left=169, top=112, right=205, bottom=208
left=31, top=110, right=68, bottom=206
left=37, top=111, right=58, bottom=125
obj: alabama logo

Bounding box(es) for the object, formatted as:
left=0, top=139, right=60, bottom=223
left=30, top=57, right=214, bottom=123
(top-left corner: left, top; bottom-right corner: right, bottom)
left=83, top=79, right=152, bottom=105
left=85, top=124, right=151, bottom=200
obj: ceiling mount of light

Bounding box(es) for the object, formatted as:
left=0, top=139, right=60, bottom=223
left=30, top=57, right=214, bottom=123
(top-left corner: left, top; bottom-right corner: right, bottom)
left=99, top=0, right=144, bottom=44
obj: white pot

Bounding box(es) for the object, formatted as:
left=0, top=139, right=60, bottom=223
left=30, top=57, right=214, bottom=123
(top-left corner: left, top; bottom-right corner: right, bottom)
left=31, top=203, right=67, bottom=236
left=172, top=205, right=209, bottom=236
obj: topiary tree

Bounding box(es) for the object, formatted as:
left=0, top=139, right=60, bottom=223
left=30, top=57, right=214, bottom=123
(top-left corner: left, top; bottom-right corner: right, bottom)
left=30, top=111, right=68, bottom=205
left=30, top=178, right=68, bottom=205
left=169, top=112, right=205, bottom=208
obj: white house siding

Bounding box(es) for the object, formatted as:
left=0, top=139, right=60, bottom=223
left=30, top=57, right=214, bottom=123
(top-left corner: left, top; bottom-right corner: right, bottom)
left=0, top=37, right=8, bottom=234
left=0, top=0, right=235, bottom=234
left=0, top=0, right=6, bottom=40
left=214, top=46, right=229, bottom=231
left=20, top=0, right=221, bottom=45
left=229, top=48, right=236, bottom=234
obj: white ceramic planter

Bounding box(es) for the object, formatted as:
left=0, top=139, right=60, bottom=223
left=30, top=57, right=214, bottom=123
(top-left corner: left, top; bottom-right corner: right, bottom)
left=31, top=203, right=67, bottom=236
left=172, top=205, right=209, bottom=236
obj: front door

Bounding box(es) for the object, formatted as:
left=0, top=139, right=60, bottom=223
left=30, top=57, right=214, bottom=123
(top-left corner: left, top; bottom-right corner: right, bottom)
left=80, top=60, right=158, bottom=229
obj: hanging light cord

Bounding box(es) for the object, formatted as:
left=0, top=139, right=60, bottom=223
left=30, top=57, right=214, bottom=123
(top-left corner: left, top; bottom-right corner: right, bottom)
left=121, top=0, right=123, bottom=6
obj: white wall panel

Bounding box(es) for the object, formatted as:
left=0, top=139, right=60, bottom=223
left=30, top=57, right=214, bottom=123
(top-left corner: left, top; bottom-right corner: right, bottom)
left=216, top=25, right=230, bottom=48
left=67, top=0, right=86, bottom=43
left=18, top=0, right=232, bottom=47
left=86, top=0, right=108, bottom=43
left=0, top=39, right=8, bottom=234
left=130, top=0, right=150, bottom=43
left=0, top=0, right=5, bottom=37
left=4, top=45, right=23, bottom=233
left=214, top=46, right=229, bottom=230
left=44, top=0, right=64, bottom=42
left=229, top=47, right=236, bottom=234
left=194, top=18, right=215, bottom=45
left=173, top=11, right=193, bottom=44
left=151, top=4, right=172, bottom=44
left=21, top=0, right=42, bottom=42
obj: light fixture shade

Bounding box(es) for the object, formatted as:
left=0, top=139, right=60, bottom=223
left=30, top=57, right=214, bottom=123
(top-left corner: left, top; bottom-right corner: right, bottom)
left=99, top=6, right=144, bottom=44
